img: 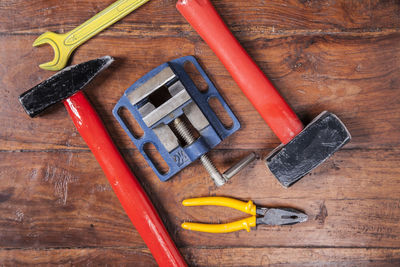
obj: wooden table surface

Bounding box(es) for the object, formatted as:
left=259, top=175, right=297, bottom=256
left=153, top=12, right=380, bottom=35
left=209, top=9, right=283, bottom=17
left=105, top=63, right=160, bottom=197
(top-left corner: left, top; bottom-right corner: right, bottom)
left=1, top=0, right=400, bottom=266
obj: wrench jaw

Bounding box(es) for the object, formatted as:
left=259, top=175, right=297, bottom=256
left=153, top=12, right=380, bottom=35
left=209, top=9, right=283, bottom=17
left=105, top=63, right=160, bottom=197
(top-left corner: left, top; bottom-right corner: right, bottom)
left=33, top=31, right=69, bottom=71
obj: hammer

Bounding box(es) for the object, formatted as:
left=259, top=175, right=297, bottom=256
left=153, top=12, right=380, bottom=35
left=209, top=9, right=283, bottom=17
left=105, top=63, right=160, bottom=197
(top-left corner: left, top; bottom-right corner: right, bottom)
left=19, top=57, right=186, bottom=267
left=177, top=0, right=351, bottom=187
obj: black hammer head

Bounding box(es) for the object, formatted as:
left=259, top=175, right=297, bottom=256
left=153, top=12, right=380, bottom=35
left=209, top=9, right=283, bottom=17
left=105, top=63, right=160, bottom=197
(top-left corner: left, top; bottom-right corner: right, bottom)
left=19, top=56, right=114, bottom=117
left=266, top=111, right=351, bottom=187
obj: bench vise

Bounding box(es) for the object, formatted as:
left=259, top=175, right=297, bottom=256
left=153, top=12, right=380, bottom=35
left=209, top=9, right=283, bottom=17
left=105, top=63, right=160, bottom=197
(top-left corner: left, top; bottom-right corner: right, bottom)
left=114, top=56, right=254, bottom=186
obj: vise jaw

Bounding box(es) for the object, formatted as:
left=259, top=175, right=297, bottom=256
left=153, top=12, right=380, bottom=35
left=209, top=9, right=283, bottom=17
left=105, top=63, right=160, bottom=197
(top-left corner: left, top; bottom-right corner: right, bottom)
left=113, top=56, right=240, bottom=181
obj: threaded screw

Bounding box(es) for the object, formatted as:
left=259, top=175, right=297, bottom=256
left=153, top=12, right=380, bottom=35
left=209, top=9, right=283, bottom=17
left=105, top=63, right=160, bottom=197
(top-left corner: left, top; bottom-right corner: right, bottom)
left=173, top=118, right=226, bottom=186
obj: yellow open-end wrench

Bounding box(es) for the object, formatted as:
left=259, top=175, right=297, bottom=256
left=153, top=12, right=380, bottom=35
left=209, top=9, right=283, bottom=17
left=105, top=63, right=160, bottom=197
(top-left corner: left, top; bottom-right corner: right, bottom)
left=33, top=0, right=150, bottom=71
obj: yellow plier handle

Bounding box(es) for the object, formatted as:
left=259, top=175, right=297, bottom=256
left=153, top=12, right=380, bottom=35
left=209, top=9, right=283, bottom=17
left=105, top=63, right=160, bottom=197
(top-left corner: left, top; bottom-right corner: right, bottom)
left=181, top=197, right=257, bottom=233
left=182, top=217, right=256, bottom=233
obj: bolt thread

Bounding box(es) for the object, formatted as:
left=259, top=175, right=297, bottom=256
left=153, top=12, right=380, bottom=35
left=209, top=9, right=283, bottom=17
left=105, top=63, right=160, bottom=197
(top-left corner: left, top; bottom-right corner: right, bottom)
left=200, top=155, right=226, bottom=186
left=173, top=118, right=226, bottom=186
left=173, top=118, right=196, bottom=145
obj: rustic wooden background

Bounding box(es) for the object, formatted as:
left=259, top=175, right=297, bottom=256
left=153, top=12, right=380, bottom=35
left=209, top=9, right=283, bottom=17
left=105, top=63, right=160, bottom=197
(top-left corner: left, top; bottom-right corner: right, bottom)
left=1, top=0, right=400, bottom=266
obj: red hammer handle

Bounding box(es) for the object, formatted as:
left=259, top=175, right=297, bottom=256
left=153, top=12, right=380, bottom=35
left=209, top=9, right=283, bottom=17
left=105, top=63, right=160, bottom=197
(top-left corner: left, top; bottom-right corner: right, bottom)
left=177, top=0, right=303, bottom=144
left=63, top=92, right=186, bottom=267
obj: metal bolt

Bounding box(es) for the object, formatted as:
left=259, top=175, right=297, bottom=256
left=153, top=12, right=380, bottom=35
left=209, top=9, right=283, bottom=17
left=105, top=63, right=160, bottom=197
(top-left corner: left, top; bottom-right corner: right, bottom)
left=173, top=117, right=226, bottom=186
left=173, top=118, right=258, bottom=187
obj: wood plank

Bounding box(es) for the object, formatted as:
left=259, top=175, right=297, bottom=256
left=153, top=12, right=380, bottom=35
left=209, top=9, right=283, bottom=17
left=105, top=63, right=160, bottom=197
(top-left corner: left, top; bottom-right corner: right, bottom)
left=0, top=149, right=399, bottom=248
left=1, top=32, right=399, bottom=151
left=185, top=247, right=400, bottom=267
left=0, top=247, right=399, bottom=266
left=0, top=248, right=157, bottom=266
left=0, top=151, right=141, bottom=248
left=1, top=0, right=399, bottom=35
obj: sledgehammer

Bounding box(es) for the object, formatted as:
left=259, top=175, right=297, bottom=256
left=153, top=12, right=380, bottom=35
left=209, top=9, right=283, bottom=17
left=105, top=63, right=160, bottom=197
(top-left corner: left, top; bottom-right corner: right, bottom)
left=19, top=57, right=186, bottom=267
left=177, top=0, right=351, bottom=187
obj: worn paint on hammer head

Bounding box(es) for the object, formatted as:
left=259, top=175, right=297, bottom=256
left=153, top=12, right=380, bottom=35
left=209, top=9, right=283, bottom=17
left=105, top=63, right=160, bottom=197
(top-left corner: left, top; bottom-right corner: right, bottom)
left=265, top=111, right=351, bottom=188
left=19, top=56, right=114, bottom=117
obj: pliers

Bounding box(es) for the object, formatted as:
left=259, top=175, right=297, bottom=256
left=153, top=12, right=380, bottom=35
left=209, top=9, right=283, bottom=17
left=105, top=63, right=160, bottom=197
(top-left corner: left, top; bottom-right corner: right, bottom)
left=181, top=197, right=308, bottom=233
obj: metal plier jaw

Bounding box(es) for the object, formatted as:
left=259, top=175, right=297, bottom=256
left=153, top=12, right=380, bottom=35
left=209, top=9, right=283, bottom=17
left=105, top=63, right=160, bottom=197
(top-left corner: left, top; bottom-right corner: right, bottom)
left=181, top=197, right=308, bottom=233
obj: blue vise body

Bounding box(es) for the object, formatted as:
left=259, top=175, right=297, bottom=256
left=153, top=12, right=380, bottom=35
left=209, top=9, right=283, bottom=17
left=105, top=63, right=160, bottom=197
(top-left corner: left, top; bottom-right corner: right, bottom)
left=113, top=56, right=240, bottom=181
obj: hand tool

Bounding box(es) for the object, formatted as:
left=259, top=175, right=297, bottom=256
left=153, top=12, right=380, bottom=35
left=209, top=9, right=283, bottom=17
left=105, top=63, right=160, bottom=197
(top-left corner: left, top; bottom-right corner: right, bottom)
left=181, top=197, right=308, bottom=233
left=177, top=0, right=351, bottom=187
left=33, top=0, right=150, bottom=71
left=113, top=56, right=257, bottom=186
left=19, top=57, right=186, bottom=267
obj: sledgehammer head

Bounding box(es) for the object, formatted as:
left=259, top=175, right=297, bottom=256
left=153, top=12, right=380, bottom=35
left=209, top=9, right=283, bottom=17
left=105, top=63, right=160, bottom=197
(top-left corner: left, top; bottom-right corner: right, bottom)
left=266, top=111, right=351, bottom=187
left=19, top=56, right=114, bottom=117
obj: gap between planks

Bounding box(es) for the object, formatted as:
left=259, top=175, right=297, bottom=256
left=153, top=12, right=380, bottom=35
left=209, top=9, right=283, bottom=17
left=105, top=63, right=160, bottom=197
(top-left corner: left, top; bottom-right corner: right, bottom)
left=0, top=27, right=399, bottom=38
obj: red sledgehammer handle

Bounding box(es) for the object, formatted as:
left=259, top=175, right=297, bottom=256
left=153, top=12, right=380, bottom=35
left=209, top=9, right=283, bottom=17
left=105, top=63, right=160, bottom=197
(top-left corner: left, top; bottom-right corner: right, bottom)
left=177, top=0, right=303, bottom=144
left=63, top=92, right=186, bottom=267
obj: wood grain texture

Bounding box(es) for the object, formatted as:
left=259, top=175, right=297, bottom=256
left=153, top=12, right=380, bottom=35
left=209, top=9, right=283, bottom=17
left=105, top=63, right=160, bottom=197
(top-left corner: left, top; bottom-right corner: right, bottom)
left=0, top=0, right=399, bottom=265
left=1, top=0, right=399, bottom=34
left=1, top=248, right=399, bottom=266
left=0, top=149, right=399, bottom=248
left=0, top=248, right=157, bottom=266
left=1, top=33, right=399, bottom=150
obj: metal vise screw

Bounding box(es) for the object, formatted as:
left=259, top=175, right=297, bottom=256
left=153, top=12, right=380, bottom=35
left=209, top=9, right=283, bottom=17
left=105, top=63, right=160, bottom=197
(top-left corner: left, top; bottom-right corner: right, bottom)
left=173, top=117, right=257, bottom=186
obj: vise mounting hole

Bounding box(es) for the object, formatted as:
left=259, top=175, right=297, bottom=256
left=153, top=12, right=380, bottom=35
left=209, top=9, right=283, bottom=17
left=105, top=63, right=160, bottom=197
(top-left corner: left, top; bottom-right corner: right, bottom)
left=184, top=61, right=209, bottom=93
left=118, top=107, right=144, bottom=139
left=209, top=97, right=234, bottom=129
left=143, top=143, right=169, bottom=175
